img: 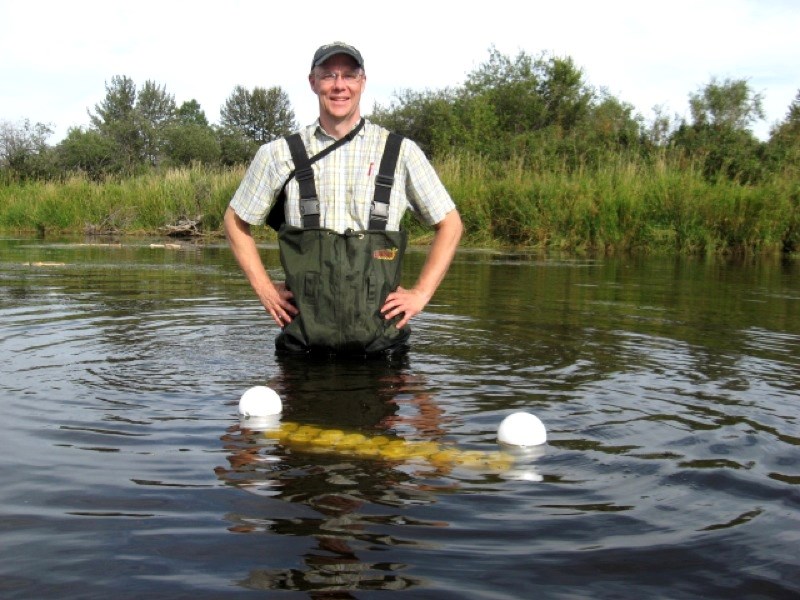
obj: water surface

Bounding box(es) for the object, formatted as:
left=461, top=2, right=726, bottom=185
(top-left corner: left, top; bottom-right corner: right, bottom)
left=1, top=236, right=799, bottom=598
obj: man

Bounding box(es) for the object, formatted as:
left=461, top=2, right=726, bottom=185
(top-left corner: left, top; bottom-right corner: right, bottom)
left=224, top=41, right=462, bottom=354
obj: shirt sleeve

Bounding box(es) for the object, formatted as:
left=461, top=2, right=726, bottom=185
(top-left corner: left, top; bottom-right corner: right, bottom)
left=229, top=141, right=289, bottom=226
left=401, top=139, right=456, bottom=226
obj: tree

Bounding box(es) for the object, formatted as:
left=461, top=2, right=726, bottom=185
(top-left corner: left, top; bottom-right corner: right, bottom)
left=164, top=100, right=220, bottom=166
left=688, top=77, right=765, bottom=130
left=136, top=80, right=177, bottom=166
left=583, top=94, right=642, bottom=153
left=463, top=47, right=594, bottom=135
left=163, top=123, right=221, bottom=166
left=539, top=55, right=594, bottom=132
left=645, top=105, right=678, bottom=147
left=56, top=126, right=117, bottom=180
left=220, top=85, right=297, bottom=146
left=217, top=128, right=257, bottom=166
left=371, top=88, right=462, bottom=156
left=767, top=89, right=800, bottom=173
left=0, top=119, right=54, bottom=180
left=176, top=99, right=209, bottom=126
left=372, top=47, right=602, bottom=164
left=89, top=75, right=143, bottom=173
left=673, top=77, right=766, bottom=182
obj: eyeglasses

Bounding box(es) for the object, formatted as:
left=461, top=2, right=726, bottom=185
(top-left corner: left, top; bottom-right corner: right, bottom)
left=316, top=70, right=363, bottom=85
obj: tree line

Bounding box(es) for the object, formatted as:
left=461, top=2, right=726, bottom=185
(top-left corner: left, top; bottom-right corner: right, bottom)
left=371, top=48, right=798, bottom=184
left=1, top=47, right=799, bottom=184
left=0, top=76, right=297, bottom=182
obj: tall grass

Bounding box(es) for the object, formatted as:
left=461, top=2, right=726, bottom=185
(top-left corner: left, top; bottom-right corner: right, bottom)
left=0, top=165, right=245, bottom=236
left=1, top=155, right=798, bottom=254
left=434, top=150, right=799, bottom=255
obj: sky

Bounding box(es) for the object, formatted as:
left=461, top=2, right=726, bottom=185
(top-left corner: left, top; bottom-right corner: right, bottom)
left=1, top=0, right=798, bottom=143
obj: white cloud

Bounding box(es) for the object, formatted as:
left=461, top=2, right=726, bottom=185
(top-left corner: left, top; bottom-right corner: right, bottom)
left=1, top=0, right=797, bottom=141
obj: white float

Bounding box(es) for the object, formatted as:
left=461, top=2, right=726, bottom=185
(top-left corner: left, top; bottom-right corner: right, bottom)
left=238, top=386, right=282, bottom=430
left=497, top=411, right=547, bottom=447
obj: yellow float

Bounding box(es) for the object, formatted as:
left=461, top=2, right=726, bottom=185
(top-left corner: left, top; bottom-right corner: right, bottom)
left=264, top=421, right=515, bottom=471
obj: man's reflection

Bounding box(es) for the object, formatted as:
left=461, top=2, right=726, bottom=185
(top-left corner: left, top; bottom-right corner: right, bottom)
left=215, top=354, right=450, bottom=593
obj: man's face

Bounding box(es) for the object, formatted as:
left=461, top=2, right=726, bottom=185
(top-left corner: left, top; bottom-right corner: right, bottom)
left=309, top=54, right=365, bottom=124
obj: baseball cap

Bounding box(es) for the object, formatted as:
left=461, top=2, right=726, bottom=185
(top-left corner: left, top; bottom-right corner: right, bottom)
left=311, top=42, right=364, bottom=70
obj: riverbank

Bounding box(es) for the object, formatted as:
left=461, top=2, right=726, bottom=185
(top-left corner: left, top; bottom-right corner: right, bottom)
left=1, top=157, right=797, bottom=255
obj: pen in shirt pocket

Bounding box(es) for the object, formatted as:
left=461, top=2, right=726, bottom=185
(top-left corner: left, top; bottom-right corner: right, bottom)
left=368, top=161, right=374, bottom=176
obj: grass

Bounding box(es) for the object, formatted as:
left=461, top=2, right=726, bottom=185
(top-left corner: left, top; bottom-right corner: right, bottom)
left=434, top=151, right=799, bottom=255
left=0, top=166, right=243, bottom=236
left=1, top=154, right=798, bottom=256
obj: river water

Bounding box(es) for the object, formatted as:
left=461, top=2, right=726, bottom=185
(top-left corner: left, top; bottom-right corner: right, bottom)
left=1, top=236, right=798, bottom=599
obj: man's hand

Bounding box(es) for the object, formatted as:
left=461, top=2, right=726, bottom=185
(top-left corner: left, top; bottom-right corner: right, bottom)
left=259, top=281, right=298, bottom=328
left=380, top=209, right=463, bottom=330
left=381, top=286, right=429, bottom=329
left=224, top=207, right=299, bottom=328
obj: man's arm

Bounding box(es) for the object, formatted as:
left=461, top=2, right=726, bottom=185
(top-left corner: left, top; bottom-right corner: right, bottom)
left=224, top=207, right=297, bottom=327
left=380, top=208, right=463, bottom=329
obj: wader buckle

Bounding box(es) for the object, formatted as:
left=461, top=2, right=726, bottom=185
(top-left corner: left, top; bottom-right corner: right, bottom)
left=370, top=201, right=389, bottom=220
left=300, top=198, right=320, bottom=216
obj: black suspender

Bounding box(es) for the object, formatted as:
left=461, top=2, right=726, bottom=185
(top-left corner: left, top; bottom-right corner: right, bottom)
left=266, top=119, right=365, bottom=231
left=285, top=134, right=320, bottom=229
left=266, top=125, right=404, bottom=231
left=368, top=132, right=403, bottom=231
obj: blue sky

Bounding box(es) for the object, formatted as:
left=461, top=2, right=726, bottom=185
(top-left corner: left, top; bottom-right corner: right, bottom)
left=1, top=0, right=798, bottom=142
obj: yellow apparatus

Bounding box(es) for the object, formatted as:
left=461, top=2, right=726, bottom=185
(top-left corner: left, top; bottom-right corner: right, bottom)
left=265, top=421, right=515, bottom=471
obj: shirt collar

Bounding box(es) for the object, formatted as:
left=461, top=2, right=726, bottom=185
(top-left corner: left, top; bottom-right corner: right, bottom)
left=312, top=118, right=367, bottom=141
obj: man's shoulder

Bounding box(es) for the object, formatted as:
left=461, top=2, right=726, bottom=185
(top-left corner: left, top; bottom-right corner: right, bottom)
left=254, top=133, right=296, bottom=158
left=362, top=121, right=421, bottom=154
left=255, top=123, right=316, bottom=149
left=362, top=120, right=388, bottom=134
left=363, top=120, right=404, bottom=141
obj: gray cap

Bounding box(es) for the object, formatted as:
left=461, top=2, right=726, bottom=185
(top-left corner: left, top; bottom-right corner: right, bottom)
left=311, top=42, right=364, bottom=70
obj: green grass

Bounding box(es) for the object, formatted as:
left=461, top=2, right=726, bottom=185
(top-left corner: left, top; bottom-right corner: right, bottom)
left=2, top=155, right=798, bottom=255
left=435, top=151, right=799, bottom=255
left=0, top=166, right=244, bottom=236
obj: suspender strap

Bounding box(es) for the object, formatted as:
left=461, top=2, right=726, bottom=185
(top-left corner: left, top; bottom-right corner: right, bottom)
left=266, top=119, right=366, bottom=231
left=369, top=133, right=403, bottom=231
left=285, top=134, right=319, bottom=228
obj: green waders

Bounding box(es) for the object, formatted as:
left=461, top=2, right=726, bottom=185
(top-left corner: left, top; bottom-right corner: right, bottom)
left=270, top=127, right=411, bottom=355
left=276, top=226, right=409, bottom=354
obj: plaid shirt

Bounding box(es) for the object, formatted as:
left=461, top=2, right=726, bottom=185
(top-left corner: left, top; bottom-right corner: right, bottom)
left=229, top=120, right=455, bottom=233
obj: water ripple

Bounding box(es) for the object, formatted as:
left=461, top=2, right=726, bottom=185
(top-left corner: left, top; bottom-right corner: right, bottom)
left=2, top=241, right=799, bottom=598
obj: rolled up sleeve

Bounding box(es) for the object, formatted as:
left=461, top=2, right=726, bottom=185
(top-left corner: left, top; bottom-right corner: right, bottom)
left=402, top=140, right=456, bottom=226
left=229, top=142, right=289, bottom=226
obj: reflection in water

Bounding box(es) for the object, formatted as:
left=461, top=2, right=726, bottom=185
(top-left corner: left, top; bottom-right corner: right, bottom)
left=216, top=356, right=451, bottom=593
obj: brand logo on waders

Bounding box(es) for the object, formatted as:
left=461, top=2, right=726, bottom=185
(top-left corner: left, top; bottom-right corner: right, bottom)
left=373, top=247, right=399, bottom=261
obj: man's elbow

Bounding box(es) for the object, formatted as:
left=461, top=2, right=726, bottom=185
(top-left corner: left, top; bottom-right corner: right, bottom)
left=436, top=209, right=463, bottom=240
left=224, top=207, right=249, bottom=240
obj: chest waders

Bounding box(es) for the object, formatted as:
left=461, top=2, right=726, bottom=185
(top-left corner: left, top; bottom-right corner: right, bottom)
left=269, top=129, right=410, bottom=355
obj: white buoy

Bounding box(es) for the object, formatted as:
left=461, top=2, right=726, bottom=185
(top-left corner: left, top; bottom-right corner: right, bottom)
left=497, top=411, right=547, bottom=446
left=238, top=386, right=282, bottom=431
left=238, top=386, right=282, bottom=417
